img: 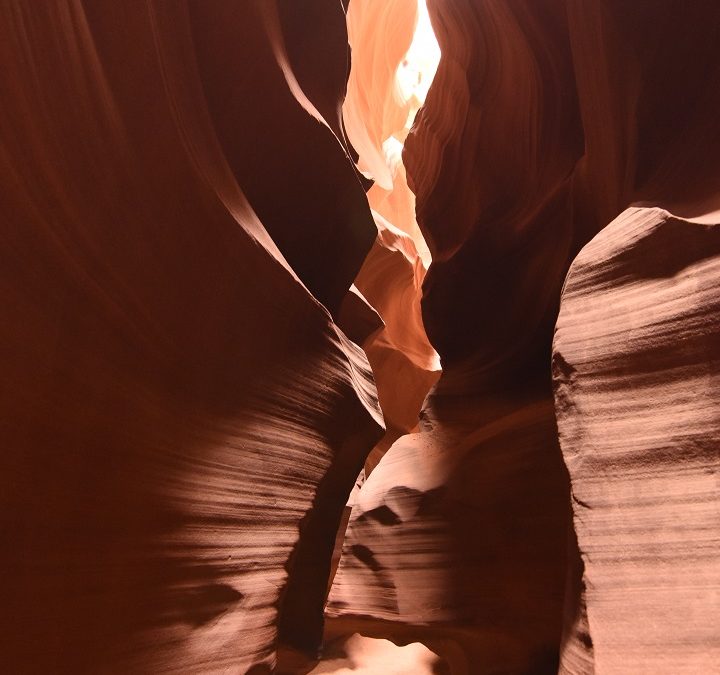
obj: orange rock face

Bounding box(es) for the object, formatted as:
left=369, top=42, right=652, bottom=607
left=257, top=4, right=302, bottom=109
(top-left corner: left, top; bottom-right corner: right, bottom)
left=353, top=213, right=440, bottom=472
left=330, top=0, right=720, bottom=672
left=3, top=0, right=720, bottom=673
left=343, top=0, right=418, bottom=193
left=331, top=1, right=584, bottom=669
left=340, top=0, right=440, bottom=474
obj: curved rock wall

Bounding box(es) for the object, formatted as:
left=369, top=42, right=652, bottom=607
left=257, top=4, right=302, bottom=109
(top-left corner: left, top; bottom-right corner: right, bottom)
left=553, top=207, right=720, bottom=673
left=0, top=1, right=381, bottom=671
left=3, top=1, right=719, bottom=673
left=190, top=0, right=376, bottom=314
left=330, top=1, right=720, bottom=673
left=331, top=2, right=583, bottom=671
left=341, top=0, right=440, bottom=474
left=343, top=0, right=418, bottom=192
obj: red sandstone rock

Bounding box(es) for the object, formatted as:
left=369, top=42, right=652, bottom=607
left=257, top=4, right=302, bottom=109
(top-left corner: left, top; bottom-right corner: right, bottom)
left=4, top=0, right=720, bottom=672
left=341, top=0, right=439, bottom=479
left=354, top=213, right=440, bottom=472
left=275, top=0, right=353, bottom=142
left=343, top=0, right=418, bottom=192
left=344, top=0, right=434, bottom=265
left=190, top=0, right=376, bottom=313
left=330, top=1, right=584, bottom=669
left=337, top=285, right=385, bottom=347
left=553, top=207, right=720, bottom=673
left=327, top=396, right=571, bottom=672
left=0, top=2, right=381, bottom=671
left=331, top=1, right=720, bottom=672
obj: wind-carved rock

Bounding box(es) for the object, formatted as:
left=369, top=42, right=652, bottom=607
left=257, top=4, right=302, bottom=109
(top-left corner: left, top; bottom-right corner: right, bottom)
left=0, top=1, right=382, bottom=671
left=331, top=2, right=583, bottom=671
left=330, top=1, right=720, bottom=673
left=553, top=207, right=720, bottom=674
left=340, top=0, right=440, bottom=474
left=191, top=0, right=376, bottom=314
left=353, top=213, right=441, bottom=473
left=3, top=0, right=720, bottom=672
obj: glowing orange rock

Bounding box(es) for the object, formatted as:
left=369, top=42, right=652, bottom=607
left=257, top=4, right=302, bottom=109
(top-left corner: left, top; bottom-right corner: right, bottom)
left=332, top=1, right=720, bottom=672
left=354, top=213, right=440, bottom=472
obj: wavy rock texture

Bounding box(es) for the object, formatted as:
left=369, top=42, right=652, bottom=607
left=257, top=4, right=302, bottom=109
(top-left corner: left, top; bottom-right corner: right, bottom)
left=332, top=2, right=583, bottom=671
left=331, top=0, right=720, bottom=672
left=341, top=0, right=439, bottom=475
left=343, top=0, right=418, bottom=193
left=344, top=0, right=436, bottom=264
left=354, top=213, right=440, bottom=472
left=191, top=0, right=376, bottom=314
left=328, top=394, right=571, bottom=672
left=4, top=0, right=720, bottom=672
left=275, top=0, right=353, bottom=143
left=553, top=207, right=720, bottom=674
left=337, top=285, right=385, bottom=347
left=0, top=1, right=381, bottom=671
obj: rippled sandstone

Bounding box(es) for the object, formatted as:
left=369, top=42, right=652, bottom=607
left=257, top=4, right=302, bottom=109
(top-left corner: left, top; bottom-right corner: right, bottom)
left=0, top=2, right=381, bottom=671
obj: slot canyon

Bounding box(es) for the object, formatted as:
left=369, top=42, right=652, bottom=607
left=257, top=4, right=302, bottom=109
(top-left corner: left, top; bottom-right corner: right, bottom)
left=1, top=1, right=718, bottom=673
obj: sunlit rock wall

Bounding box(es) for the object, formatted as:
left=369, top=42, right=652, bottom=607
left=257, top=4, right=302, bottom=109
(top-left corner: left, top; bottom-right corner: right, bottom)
left=554, top=207, right=720, bottom=674
left=3, top=0, right=719, bottom=672
left=0, top=1, right=382, bottom=671
left=330, top=1, right=720, bottom=673
left=555, top=3, right=720, bottom=671
left=331, top=2, right=581, bottom=671
left=341, top=0, right=440, bottom=474
left=353, top=213, right=440, bottom=472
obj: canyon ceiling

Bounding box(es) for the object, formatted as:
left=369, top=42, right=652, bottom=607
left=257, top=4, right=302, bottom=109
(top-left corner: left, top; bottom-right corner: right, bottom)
left=0, top=1, right=718, bottom=674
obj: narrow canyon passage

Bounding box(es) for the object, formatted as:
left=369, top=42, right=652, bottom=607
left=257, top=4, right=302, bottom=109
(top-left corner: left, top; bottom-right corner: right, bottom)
left=1, top=1, right=718, bottom=674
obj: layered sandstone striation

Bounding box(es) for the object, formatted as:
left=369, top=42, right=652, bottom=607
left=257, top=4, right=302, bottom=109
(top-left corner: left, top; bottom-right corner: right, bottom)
left=3, top=0, right=720, bottom=672
left=0, top=1, right=381, bottom=671
left=331, top=1, right=584, bottom=670
left=330, top=1, right=720, bottom=673
left=553, top=208, right=720, bottom=673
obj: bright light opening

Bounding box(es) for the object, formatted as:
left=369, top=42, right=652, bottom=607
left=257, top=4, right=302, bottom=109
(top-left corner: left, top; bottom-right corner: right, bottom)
left=343, top=0, right=440, bottom=268
left=395, top=0, right=441, bottom=124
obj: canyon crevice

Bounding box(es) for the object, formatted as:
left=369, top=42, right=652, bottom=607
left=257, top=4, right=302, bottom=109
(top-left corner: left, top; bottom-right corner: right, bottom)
left=1, top=1, right=718, bottom=673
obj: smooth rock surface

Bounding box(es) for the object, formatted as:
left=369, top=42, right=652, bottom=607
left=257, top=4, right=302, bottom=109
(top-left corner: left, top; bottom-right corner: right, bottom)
left=332, top=2, right=584, bottom=670
left=354, top=213, right=440, bottom=472
left=328, top=395, right=571, bottom=673
left=331, top=1, right=720, bottom=672
left=308, top=633, right=446, bottom=675
left=341, top=0, right=439, bottom=476
left=0, top=2, right=382, bottom=671
left=190, top=0, right=376, bottom=313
